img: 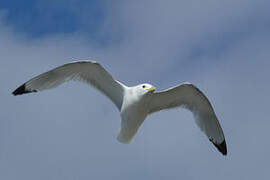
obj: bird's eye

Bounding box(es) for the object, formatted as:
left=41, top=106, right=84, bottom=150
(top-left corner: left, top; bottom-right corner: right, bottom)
left=142, top=85, right=146, bottom=88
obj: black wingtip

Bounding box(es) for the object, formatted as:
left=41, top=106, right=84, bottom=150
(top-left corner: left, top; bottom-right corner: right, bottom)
left=210, top=139, right=227, bottom=156
left=12, top=84, right=37, bottom=96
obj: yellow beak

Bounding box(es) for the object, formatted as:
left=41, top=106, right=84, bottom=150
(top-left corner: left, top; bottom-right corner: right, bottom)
left=148, top=86, right=156, bottom=92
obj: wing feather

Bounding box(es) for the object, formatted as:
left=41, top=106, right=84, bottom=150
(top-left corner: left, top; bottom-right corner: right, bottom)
left=148, top=82, right=227, bottom=155
left=13, top=61, right=125, bottom=110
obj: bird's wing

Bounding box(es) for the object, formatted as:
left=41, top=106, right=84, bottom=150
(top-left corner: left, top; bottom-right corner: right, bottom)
left=148, top=82, right=227, bottom=155
left=13, top=61, right=125, bottom=110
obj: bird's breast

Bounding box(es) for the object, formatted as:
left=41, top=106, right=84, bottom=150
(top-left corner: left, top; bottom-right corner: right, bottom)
left=121, top=99, right=148, bottom=119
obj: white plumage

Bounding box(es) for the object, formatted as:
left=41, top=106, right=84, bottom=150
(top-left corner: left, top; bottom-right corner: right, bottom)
left=13, top=61, right=227, bottom=155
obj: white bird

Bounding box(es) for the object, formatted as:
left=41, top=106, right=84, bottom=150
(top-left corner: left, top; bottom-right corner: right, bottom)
left=13, top=61, right=227, bottom=155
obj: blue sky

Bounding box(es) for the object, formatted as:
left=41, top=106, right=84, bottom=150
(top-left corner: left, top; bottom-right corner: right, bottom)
left=1, top=0, right=104, bottom=36
left=0, top=1, right=270, bottom=180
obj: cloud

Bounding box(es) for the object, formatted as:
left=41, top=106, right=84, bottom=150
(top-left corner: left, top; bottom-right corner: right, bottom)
left=0, top=1, right=270, bottom=179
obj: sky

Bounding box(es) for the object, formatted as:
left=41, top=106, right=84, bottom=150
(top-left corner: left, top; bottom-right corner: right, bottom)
left=0, top=0, right=270, bottom=179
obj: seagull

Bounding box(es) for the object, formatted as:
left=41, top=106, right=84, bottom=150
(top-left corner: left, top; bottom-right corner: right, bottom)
left=13, top=61, right=227, bottom=155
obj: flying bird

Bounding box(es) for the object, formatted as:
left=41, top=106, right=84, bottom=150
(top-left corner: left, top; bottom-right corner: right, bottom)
left=13, top=61, right=227, bottom=155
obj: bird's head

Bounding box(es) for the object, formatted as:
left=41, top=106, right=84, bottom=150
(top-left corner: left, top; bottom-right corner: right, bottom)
left=135, top=83, right=155, bottom=96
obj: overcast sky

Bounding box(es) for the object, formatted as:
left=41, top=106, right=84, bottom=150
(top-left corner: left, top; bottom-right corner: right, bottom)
left=0, top=1, right=270, bottom=179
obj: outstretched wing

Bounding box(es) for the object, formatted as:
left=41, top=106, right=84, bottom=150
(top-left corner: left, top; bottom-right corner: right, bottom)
left=148, top=82, right=227, bottom=155
left=13, top=61, right=125, bottom=110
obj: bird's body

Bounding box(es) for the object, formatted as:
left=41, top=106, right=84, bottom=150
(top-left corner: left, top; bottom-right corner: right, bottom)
left=119, top=85, right=152, bottom=143
left=13, top=61, right=227, bottom=155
